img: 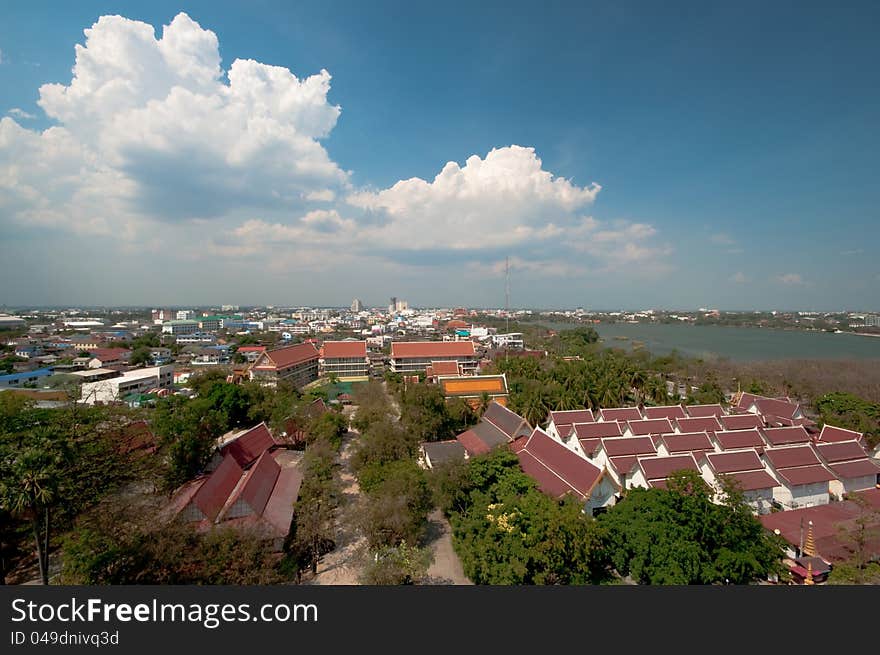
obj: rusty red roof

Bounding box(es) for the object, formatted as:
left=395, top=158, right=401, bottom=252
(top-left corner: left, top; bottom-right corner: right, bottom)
left=815, top=440, right=870, bottom=463
left=601, top=436, right=656, bottom=457
left=638, top=454, right=700, bottom=482
left=675, top=416, right=722, bottom=433
left=774, top=465, right=836, bottom=486
left=221, top=422, right=279, bottom=468
left=483, top=402, right=531, bottom=439
left=828, top=459, right=880, bottom=480
left=558, top=424, right=574, bottom=438
left=429, top=360, right=461, bottom=376
left=574, top=421, right=623, bottom=439
left=724, top=469, right=780, bottom=492
left=260, top=342, right=319, bottom=370
left=391, top=341, right=476, bottom=358
left=817, top=424, right=864, bottom=443
left=685, top=404, right=725, bottom=417
left=719, top=414, right=764, bottom=431
left=321, top=340, right=367, bottom=358
left=549, top=409, right=595, bottom=425
left=764, top=445, right=820, bottom=469
left=90, top=347, right=130, bottom=361
left=599, top=407, right=643, bottom=422
left=608, top=455, right=640, bottom=475
left=752, top=397, right=801, bottom=420
left=660, top=431, right=714, bottom=453
left=225, top=450, right=281, bottom=517
left=643, top=405, right=687, bottom=420
left=762, top=425, right=811, bottom=446
left=714, top=428, right=765, bottom=451
left=514, top=428, right=604, bottom=500
left=191, top=454, right=244, bottom=521
left=706, top=449, right=765, bottom=474
left=626, top=418, right=675, bottom=436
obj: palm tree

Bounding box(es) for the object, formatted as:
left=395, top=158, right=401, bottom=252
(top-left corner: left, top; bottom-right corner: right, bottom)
left=0, top=448, right=59, bottom=585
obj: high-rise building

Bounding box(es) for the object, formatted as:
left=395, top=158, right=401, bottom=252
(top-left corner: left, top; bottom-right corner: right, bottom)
left=389, top=297, right=397, bottom=314
left=351, top=298, right=363, bottom=313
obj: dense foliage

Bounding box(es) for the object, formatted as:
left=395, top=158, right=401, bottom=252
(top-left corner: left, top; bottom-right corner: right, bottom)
left=815, top=391, right=880, bottom=447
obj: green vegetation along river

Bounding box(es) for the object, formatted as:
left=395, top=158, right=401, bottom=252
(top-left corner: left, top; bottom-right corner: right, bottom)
left=537, top=321, right=880, bottom=361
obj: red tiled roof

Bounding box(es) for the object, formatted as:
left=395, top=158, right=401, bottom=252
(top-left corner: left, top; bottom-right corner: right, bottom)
left=558, top=424, right=574, bottom=438
left=762, top=426, right=811, bottom=446
left=828, top=459, right=880, bottom=480
left=599, top=407, right=643, bottom=422
left=719, top=414, right=764, bottom=431
left=724, top=470, right=780, bottom=492
left=549, top=409, right=595, bottom=425
left=237, top=346, right=266, bottom=353
left=321, top=340, right=367, bottom=358
left=259, top=451, right=304, bottom=535
left=391, top=341, right=476, bottom=358
left=601, top=436, right=656, bottom=457
left=483, top=402, right=531, bottom=439
left=734, top=392, right=763, bottom=410
left=643, top=405, right=687, bottom=420
left=707, top=449, right=765, bottom=474
left=752, top=397, right=801, bottom=420
left=221, top=422, right=279, bottom=468
left=675, top=416, right=722, bottom=433
left=685, top=404, right=725, bottom=417
left=456, top=429, right=490, bottom=456
left=223, top=450, right=281, bottom=517
left=90, top=347, right=130, bottom=361
left=638, top=454, right=700, bottom=482
left=626, top=418, right=675, bottom=436
left=764, top=445, right=820, bottom=469
left=818, top=424, right=864, bottom=443
left=608, top=455, right=640, bottom=475
left=430, top=360, right=461, bottom=376
left=574, top=421, right=623, bottom=439
left=514, top=428, right=604, bottom=500
left=262, top=342, right=320, bottom=370
left=774, top=465, right=836, bottom=487
left=714, top=428, right=765, bottom=451
left=191, top=454, right=244, bottom=521
left=660, top=431, right=714, bottom=453
left=815, top=440, right=870, bottom=463
left=579, top=438, right=601, bottom=456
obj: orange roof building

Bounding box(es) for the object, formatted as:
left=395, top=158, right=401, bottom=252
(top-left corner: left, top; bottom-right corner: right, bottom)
left=319, top=340, right=369, bottom=380
left=249, top=342, right=320, bottom=388
left=390, top=340, right=479, bottom=374
left=438, top=374, right=509, bottom=408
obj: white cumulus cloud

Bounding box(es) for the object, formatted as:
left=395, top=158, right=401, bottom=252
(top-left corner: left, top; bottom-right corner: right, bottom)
left=7, top=108, right=36, bottom=120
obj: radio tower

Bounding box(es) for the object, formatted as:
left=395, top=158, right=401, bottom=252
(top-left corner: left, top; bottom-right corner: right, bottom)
left=505, top=256, right=510, bottom=334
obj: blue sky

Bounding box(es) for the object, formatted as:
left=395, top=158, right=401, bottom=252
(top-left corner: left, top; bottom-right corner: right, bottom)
left=1, top=0, right=878, bottom=310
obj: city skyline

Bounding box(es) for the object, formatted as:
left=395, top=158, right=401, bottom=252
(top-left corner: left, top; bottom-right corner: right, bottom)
left=1, top=1, right=878, bottom=309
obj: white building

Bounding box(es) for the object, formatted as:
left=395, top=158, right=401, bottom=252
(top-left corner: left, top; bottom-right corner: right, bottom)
left=162, top=320, right=200, bottom=335
left=762, top=446, right=835, bottom=509
left=491, top=333, right=524, bottom=349
left=80, top=365, right=174, bottom=404
left=176, top=310, right=196, bottom=320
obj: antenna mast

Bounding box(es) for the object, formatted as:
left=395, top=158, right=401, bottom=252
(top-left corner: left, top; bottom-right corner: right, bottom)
left=505, top=256, right=510, bottom=334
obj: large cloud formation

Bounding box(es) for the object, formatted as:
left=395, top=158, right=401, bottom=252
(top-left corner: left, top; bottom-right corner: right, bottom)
left=1, top=12, right=670, bottom=294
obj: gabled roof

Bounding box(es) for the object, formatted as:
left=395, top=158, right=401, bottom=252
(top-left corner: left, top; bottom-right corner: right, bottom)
left=321, top=340, right=367, bottom=359
left=706, top=449, right=765, bottom=474
left=598, top=407, right=643, bottom=423
left=764, top=445, right=821, bottom=469
left=675, top=416, right=722, bottom=433
left=429, top=360, right=461, bottom=376
left=608, top=455, right=641, bottom=476
left=762, top=425, right=811, bottom=447
left=422, top=440, right=467, bottom=466
left=827, top=459, right=880, bottom=480
left=817, top=424, right=864, bottom=443
left=659, top=431, right=714, bottom=454
left=626, top=418, right=675, bottom=436
left=685, top=404, right=725, bottom=417
left=574, top=421, right=623, bottom=439
left=642, top=405, right=687, bottom=420
left=549, top=409, right=595, bottom=425
left=259, top=342, right=320, bottom=370
left=637, top=454, right=701, bottom=485
left=719, top=414, right=764, bottom=431
left=752, top=397, right=801, bottom=420
left=774, top=465, right=836, bottom=487
left=815, top=440, right=870, bottom=463
left=223, top=450, right=281, bottom=518
left=456, top=419, right=510, bottom=456
left=191, top=454, right=244, bottom=521
left=514, top=428, right=607, bottom=500
left=482, top=401, right=531, bottom=440
left=600, top=436, right=657, bottom=457
left=723, top=469, right=780, bottom=492
left=220, top=422, right=279, bottom=468
left=391, top=341, right=476, bottom=358
left=89, top=347, right=130, bottom=361
left=713, top=428, right=765, bottom=452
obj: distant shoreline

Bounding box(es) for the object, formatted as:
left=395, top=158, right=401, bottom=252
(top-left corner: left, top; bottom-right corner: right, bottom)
left=848, top=332, right=880, bottom=338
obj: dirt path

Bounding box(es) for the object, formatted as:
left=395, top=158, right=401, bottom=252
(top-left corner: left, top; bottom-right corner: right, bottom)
left=424, top=509, right=472, bottom=585
left=308, top=426, right=367, bottom=585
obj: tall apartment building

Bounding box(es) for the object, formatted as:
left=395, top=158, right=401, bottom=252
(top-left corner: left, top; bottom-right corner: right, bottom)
left=351, top=298, right=364, bottom=313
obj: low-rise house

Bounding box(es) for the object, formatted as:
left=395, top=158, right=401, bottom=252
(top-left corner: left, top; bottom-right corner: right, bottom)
left=623, top=418, right=675, bottom=438
left=712, top=428, right=766, bottom=453
left=420, top=440, right=467, bottom=469
left=456, top=420, right=511, bottom=456
left=814, top=440, right=880, bottom=495
left=684, top=403, right=725, bottom=417
left=237, top=346, right=267, bottom=363
left=675, top=416, right=723, bottom=434
left=627, top=454, right=701, bottom=490
left=249, top=342, right=320, bottom=388
left=718, top=413, right=764, bottom=431
left=545, top=409, right=595, bottom=441
left=761, top=425, right=812, bottom=448
left=566, top=421, right=624, bottom=459
left=0, top=367, right=54, bottom=389
left=598, top=407, right=643, bottom=423
left=698, top=449, right=780, bottom=513
left=481, top=401, right=532, bottom=441
left=437, top=374, right=509, bottom=409
left=642, top=404, right=687, bottom=420
left=319, top=340, right=369, bottom=380
left=815, top=424, right=866, bottom=445
left=592, top=436, right=657, bottom=486
left=655, top=431, right=715, bottom=457
left=763, top=445, right=836, bottom=509
left=512, top=428, right=619, bottom=515
left=79, top=365, right=174, bottom=404
left=215, top=422, right=280, bottom=469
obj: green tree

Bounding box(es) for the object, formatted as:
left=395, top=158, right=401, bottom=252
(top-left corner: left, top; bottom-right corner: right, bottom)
left=129, top=347, right=153, bottom=367
left=360, top=541, right=433, bottom=585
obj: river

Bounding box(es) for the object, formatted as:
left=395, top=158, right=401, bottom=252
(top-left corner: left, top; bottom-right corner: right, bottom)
left=534, top=321, right=880, bottom=361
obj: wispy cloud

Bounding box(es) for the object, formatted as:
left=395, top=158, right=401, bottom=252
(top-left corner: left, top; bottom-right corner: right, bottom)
left=0, top=48, right=4, bottom=65
left=730, top=272, right=747, bottom=284
left=776, top=273, right=805, bottom=286
left=840, top=248, right=864, bottom=256
left=710, top=232, right=736, bottom=246
left=7, top=108, right=36, bottom=120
